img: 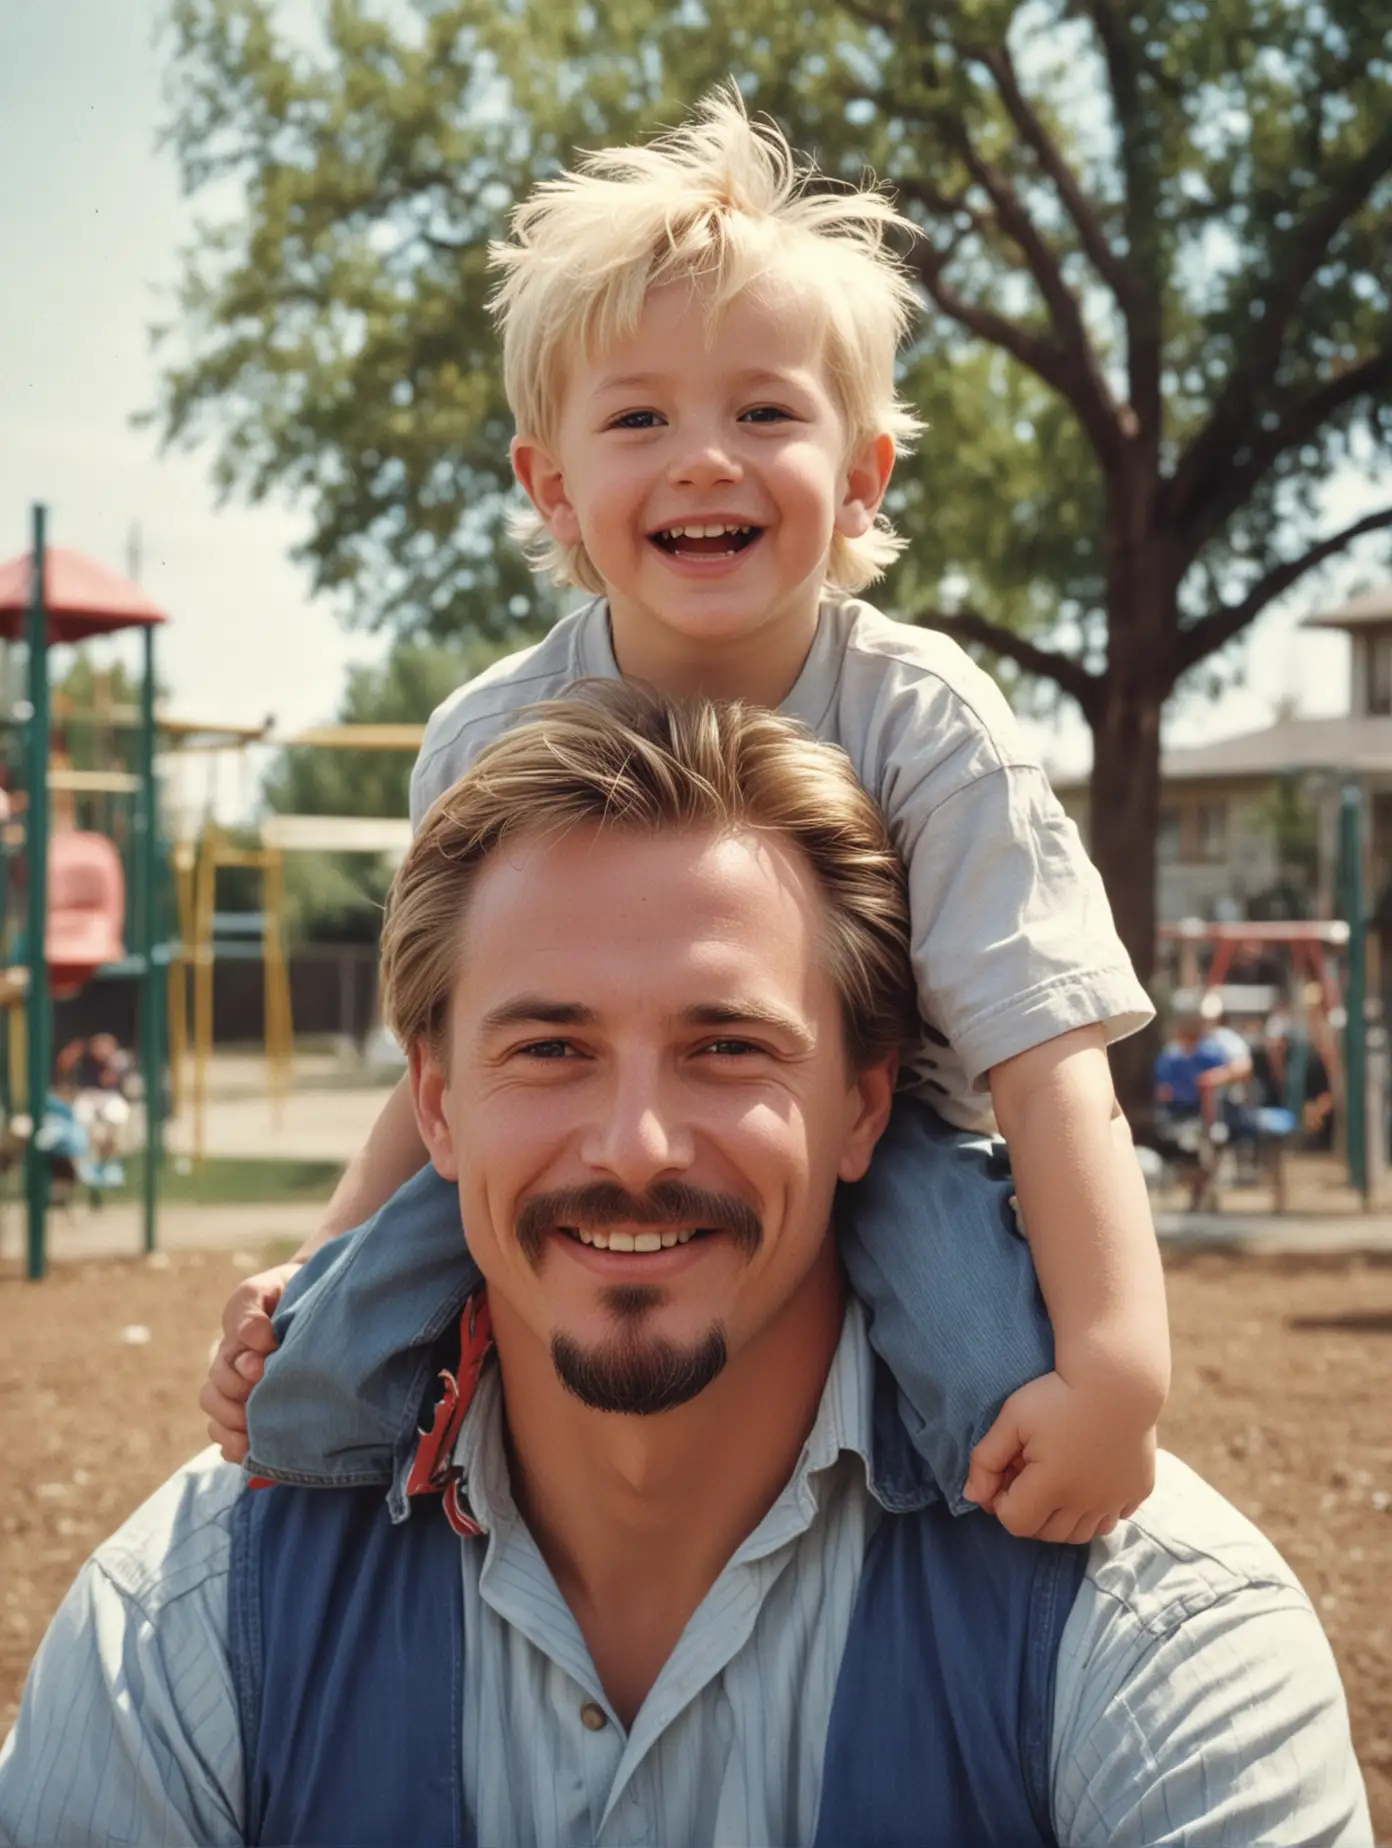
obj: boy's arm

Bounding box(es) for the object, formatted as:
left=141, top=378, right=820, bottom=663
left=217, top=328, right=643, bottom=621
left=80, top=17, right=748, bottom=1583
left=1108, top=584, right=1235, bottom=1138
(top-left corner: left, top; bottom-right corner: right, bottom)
left=296, top=1074, right=429, bottom=1257
left=966, top=1026, right=1170, bottom=1539
left=201, top=1076, right=428, bottom=1459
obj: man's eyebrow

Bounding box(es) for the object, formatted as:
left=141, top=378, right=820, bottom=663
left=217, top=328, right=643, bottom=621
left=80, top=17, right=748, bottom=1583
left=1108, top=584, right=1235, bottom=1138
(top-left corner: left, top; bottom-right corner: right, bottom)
left=476, top=998, right=598, bottom=1036
left=682, top=1002, right=816, bottom=1050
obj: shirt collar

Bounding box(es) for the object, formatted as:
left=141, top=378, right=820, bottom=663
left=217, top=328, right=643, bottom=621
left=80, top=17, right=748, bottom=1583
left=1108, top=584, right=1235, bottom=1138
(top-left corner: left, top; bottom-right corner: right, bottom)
left=449, top=1294, right=902, bottom=1545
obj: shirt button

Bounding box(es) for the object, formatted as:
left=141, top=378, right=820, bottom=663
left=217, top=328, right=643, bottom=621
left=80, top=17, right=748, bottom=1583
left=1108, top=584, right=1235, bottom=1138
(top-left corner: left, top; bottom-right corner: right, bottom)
left=580, top=1701, right=609, bottom=1731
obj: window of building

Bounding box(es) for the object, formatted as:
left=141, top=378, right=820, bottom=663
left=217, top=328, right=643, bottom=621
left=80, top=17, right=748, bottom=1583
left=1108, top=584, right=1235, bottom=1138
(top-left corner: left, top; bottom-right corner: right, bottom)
left=1367, top=635, right=1392, bottom=716
left=1156, top=807, right=1181, bottom=863
left=1197, top=802, right=1228, bottom=861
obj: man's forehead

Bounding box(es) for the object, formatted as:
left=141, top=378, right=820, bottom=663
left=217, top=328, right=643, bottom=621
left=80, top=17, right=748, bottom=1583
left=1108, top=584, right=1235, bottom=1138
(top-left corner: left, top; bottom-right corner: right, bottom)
left=468, top=821, right=820, bottom=921
left=454, top=824, right=830, bottom=1017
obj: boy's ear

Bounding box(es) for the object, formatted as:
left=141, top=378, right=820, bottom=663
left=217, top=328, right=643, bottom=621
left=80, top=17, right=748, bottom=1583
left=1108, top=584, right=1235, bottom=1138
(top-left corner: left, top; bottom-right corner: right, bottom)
left=835, top=432, right=896, bottom=540
left=511, top=435, right=583, bottom=547
left=409, top=1038, right=460, bottom=1182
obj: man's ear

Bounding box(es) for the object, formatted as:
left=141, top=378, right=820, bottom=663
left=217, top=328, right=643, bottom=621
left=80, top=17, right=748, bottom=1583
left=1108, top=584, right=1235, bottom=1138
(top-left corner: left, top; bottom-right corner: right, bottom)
left=511, top=434, right=582, bottom=547
left=837, top=1054, right=898, bottom=1184
left=835, top=432, right=896, bottom=540
left=409, top=1038, right=460, bottom=1182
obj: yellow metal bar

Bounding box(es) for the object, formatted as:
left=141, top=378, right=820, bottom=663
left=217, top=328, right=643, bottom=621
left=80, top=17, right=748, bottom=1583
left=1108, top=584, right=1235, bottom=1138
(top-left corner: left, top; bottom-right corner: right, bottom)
left=46, top=768, right=141, bottom=794
left=283, top=723, right=424, bottom=752
left=208, top=847, right=276, bottom=871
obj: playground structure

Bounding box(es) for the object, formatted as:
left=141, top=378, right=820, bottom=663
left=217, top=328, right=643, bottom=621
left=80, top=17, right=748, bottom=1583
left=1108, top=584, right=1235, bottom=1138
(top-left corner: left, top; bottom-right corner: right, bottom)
left=1, top=509, right=273, bottom=1278
left=1157, top=895, right=1384, bottom=1204
left=0, top=511, right=169, bottom=1280
left=181, top=724, right=416, bottom=1164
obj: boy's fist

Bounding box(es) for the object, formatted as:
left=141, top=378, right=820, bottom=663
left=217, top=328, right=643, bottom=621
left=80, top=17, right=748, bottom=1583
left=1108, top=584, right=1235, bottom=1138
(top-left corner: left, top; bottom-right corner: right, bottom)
left=963, top=1369, right=1156, bottom=1546
left=200, top=1260, right=303, bottom=1463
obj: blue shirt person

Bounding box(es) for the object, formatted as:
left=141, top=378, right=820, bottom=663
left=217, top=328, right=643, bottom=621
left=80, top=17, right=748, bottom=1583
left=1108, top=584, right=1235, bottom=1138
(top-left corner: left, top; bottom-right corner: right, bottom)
left=0, top=687, right=1369, bottom=1846
left=1154, top=1011, right=1248, bottom=1116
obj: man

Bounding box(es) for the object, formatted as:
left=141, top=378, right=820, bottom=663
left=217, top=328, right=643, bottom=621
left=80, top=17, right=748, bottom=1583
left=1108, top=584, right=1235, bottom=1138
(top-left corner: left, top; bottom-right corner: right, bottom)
left=0, top=683, right=1369, bottom=1845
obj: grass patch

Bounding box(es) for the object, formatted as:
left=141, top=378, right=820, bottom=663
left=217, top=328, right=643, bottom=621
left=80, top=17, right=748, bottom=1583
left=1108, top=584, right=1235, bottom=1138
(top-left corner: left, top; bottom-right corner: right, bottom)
left=111, top=1152, right=342, bottom=1208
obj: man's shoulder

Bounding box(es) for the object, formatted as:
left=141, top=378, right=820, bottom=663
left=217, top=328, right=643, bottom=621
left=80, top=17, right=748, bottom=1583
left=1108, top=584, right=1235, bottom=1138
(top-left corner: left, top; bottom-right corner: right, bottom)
left=1082, top=1449, right=1310, bottom=1636
left=1051, top=1457, right=1370, bottom=1843
left=89, top=1447, right=245, bottom=1617
left=412, top=603, right=604, bottom=812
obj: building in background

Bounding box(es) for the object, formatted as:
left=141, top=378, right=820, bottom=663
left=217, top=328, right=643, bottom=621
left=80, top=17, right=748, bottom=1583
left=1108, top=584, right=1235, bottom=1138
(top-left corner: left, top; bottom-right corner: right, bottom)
left=1056, top=586, right=1392, bottom=931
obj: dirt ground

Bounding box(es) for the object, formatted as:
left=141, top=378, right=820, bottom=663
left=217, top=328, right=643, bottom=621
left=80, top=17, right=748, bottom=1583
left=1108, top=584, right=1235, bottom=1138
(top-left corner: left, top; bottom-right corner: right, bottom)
left=2, top=1243, right=1390, bottom=1836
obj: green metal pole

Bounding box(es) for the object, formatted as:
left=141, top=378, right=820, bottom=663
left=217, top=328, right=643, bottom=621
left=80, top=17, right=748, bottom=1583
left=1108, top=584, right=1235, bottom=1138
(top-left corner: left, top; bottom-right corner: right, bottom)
left=138, top=623, right=160, bottom=1252
left=24, top=506, right=51, bottom=1279
left=1338, top=784, right=1368, bottom=1200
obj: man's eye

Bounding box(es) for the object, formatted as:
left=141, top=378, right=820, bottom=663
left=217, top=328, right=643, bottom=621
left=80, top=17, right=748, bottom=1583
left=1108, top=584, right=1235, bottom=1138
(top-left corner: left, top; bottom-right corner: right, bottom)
left=609, top=409, right=663, bottom=429
left=518, top=1040, right=576, bottom=1060
left=702, top=1038, right=761, bottom=1057
left=739, top=405, right=792, bottom=424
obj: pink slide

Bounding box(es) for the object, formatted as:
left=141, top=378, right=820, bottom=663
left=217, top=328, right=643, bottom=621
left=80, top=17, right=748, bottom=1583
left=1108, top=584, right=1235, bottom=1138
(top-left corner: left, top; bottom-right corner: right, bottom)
left=47, top=833, right=125, bottom=992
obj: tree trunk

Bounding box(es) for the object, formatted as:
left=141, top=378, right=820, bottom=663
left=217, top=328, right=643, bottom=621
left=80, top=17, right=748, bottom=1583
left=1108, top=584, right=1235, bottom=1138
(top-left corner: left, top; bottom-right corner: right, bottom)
left=1088, top=671, right=1164, bottom=1133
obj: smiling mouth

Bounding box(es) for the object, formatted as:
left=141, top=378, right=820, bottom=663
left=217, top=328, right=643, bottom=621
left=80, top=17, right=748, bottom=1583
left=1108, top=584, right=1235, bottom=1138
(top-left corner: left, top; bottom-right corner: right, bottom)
left=557, top=1224, right=716, bottom=1252
left=649, top=522, right=762, bottom=558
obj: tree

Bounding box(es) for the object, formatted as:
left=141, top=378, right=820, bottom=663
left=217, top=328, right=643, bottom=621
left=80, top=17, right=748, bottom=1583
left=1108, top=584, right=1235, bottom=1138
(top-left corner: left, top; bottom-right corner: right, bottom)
left=262, top=632, right=521, bottom=940
left=155, top=0, right=1392, bottom=1109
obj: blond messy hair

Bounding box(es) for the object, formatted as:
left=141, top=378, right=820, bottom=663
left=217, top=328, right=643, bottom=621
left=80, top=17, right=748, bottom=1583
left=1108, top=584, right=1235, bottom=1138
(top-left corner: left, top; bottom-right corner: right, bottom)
left=381, top=679, right=917, bottom=1070
left=489, top=84, right=923, bottom=596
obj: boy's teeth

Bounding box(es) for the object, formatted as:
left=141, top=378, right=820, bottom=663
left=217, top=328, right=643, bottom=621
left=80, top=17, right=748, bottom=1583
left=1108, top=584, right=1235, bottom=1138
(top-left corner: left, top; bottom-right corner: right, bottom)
left=662, top=523, right=751, bottom=538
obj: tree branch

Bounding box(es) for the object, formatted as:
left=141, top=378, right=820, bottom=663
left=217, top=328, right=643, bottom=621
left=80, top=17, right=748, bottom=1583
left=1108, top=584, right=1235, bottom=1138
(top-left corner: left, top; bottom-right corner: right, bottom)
left=908, top=239, right=1082, bottom=403
left=907, top=604, right=1101, bottom=716
left=1167, top=117, right=1392, bottom=530
left=954, top=143, right=1122, bottom=464
left=976, top=43, right=1139, bottom=311
left=1174, top=347, right=1392, bottom=549
left=1174, top=503, right=1392, bottom=678
left=1080, top=0, right=1165, bottom=442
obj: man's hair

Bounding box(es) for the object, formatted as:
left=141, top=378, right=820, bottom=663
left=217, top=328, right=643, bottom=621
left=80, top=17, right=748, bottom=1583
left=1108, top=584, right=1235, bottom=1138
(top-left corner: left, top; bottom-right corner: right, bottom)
left=381, top=679, right=917, bottom=1070
left=489, top=83, right=923, bottom=597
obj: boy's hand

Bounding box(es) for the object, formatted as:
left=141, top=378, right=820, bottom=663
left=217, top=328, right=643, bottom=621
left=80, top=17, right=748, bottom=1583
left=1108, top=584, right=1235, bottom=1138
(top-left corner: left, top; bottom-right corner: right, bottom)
left=963, top=1369, right=1156, bottom=1545
left=200, top=1261, right=304, bottom=1463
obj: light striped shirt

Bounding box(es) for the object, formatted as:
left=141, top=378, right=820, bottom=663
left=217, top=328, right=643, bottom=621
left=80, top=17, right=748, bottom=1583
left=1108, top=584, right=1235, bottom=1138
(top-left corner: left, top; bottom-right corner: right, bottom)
left=0, top=1300, right=1371, bottom=1846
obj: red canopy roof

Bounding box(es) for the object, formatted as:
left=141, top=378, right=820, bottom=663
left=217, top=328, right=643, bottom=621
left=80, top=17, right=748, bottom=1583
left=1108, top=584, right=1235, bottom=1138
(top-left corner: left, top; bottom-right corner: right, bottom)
left=0, top=547, right=168, bottom=644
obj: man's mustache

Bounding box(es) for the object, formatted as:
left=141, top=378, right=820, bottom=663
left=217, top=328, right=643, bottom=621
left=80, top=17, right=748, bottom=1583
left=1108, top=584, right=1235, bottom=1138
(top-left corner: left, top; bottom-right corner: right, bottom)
left=516, top=1179, right=763, bottom=1263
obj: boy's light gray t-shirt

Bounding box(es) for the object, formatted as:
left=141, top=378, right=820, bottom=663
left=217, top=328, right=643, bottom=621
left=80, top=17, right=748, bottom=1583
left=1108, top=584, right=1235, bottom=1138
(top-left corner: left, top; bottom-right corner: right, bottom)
left=411, top=597, right=1152, bottom=1133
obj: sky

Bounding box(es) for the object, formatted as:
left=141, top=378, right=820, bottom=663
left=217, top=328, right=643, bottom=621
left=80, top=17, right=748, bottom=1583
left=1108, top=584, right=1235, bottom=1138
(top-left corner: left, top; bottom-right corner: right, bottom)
left=0, top=0, right=1381, bottom=814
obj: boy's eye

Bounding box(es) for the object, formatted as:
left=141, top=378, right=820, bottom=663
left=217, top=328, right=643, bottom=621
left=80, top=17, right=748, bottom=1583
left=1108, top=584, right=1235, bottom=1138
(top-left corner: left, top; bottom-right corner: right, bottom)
left=608, top=409, right=664, bottom=430
left=739, top=405, right=792, bottom=424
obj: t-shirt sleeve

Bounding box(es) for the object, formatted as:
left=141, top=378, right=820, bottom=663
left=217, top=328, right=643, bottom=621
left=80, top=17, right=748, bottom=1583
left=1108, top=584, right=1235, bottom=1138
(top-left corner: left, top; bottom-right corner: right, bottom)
left=893, top=759, right=1153, bottom=1089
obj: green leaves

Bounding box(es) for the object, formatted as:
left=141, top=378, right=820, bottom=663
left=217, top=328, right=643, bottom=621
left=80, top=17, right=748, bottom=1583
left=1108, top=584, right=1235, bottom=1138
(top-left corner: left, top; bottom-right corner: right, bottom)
left=152, top=0, right=1392, bottom=689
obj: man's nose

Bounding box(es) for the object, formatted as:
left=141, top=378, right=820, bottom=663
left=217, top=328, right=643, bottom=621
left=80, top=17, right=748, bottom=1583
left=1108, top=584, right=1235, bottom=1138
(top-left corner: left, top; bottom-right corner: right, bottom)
left=580, top=1068, right=695, bottom=1188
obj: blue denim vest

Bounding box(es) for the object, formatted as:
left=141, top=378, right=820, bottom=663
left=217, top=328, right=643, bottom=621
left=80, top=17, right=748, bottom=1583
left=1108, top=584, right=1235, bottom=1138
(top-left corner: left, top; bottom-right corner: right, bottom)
left=230, top=1362, right=1085, bottom=1847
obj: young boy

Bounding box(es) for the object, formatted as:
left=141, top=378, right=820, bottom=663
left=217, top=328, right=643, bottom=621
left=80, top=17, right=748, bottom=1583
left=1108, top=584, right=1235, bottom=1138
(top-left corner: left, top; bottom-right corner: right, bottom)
left=206, top=86, right=1166, bottom=1544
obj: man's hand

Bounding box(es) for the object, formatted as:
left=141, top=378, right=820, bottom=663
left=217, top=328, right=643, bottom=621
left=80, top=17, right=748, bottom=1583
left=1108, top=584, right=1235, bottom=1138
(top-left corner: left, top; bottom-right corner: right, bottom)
left=962, top=1369, right=1156, bottom=1545
left=200, top=1261, right=304, bottom=1463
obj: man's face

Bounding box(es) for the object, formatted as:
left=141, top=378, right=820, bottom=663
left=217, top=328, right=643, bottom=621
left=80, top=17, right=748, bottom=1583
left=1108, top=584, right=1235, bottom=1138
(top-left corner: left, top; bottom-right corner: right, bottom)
left=411, top=822, right=894, bottom=1415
